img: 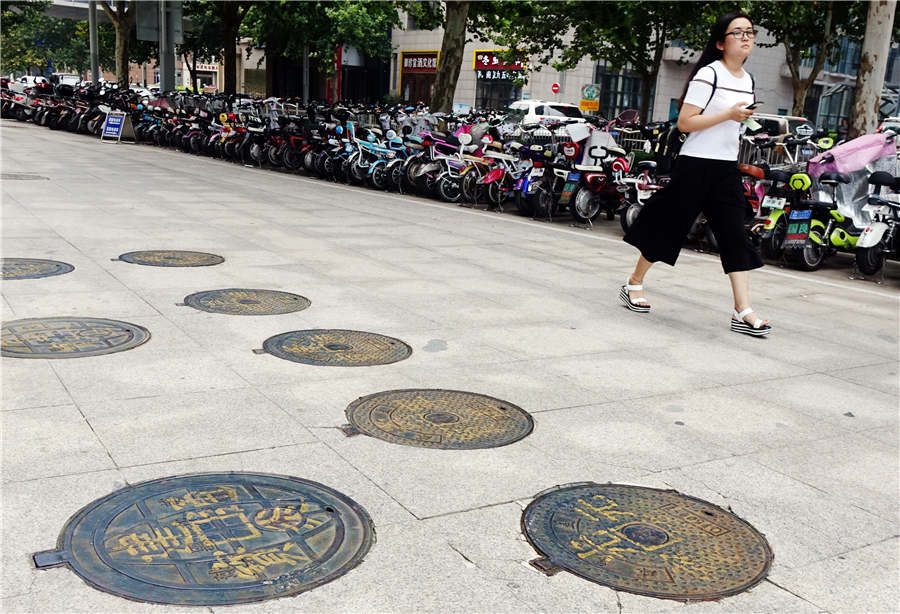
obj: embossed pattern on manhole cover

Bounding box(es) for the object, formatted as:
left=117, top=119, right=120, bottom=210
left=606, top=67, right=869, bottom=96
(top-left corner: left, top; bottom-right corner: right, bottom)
left=32, top=472, right=375, bottom=606
left=1, top=173, right=49, bottom=180
left=2, top=258, right=74, bottom=280
left=1, top=317, right=150, bottom=358
left=345, top=389, right=533, bottom=449
left=522, top=483, right=773, bottom=601
left=184, top=289, right=311, bottom=315
left=262, top=330, right=411, bottom=366
left=118, top=251, right=224, bottom=267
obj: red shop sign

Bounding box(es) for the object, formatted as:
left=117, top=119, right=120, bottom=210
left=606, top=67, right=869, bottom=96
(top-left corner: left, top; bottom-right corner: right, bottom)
left=473, top=50, right=524, bottom=71
left=401, top=51, right=439, bottom=73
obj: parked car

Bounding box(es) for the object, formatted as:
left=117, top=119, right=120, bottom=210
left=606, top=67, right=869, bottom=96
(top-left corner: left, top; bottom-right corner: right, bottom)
left=507, top=100, right=584, bottom=126
left=9, top=75, right=49, bottom=93
left=50, top=73, right=81, bottom=86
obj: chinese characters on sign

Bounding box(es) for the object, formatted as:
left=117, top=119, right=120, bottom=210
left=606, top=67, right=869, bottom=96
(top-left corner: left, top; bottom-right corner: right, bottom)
left=474, top=50, right=525, bottom=71
left=401, top=53, right=438, bottom=72
left=476, top=70, right=519, bottom=81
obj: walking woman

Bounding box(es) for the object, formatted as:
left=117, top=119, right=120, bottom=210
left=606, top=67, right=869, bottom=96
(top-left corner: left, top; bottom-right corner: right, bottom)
left=621, top=12, right=771, bottom=337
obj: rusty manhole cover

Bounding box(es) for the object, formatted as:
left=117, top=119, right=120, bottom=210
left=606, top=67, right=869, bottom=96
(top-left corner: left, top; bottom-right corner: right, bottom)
left=183, top=289, right=310, bottom=315
left=33, top=472, right=375, bottom=606
left=522, top=483, right=773, bottom=601
left=117, top=251, right=224, bottom=267
left=2, top=317, right=150, bottom=359
left=343, top=389, right=533, bottom=449
left=2, top=258, right=74, bottom=280
left=261, top=330, right=411, bottom=367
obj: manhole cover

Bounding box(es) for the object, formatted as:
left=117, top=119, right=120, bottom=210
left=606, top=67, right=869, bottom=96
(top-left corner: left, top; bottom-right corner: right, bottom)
left=1, top=173, right=49, bottom=180
left=2, top=258, right=74, bottom=280
left=344, top=389, right=533, bottom=449
left=33, top=472, right=375, bottom=606
left=522, top=483, right=773, bottom=601
left=1, top=317, right=150, bottom=359
left=183, top=289, right=311, bottom=315
left=117, top=251, right=224, bottom=267
left=262, top=330, right=411, bottom=367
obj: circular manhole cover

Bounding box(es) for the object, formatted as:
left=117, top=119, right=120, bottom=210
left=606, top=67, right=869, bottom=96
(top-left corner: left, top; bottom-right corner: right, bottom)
left=262, top=330, right=411, bottom=367
left=32, top=473, right=375, bottom=606
left=1, top=317, right=150, bottom=359
left=2, top=258, right=74, bottom=280
left=118, top=251, right=224, bottom=267
left=522, top=483, right=773, bottom=601
left=345, top=389, right=533, bottom=449
left=184, top=289, right=311, bottom=316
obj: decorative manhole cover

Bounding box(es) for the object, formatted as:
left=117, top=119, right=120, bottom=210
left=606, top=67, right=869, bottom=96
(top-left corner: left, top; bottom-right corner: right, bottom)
left=1, top=173, right=49, bottom=180
left=183, top=289, right=311, bottom=316
left=343, top=389, right=533, bottom=449
left=261, top=330, right=411, bottom=367
left=2, top=258, right=74, bottom=280
left=33, top=473, right=375, bottom=606
left=1, top=317, right=150, bottom=359
left=522, top=483, right=773, bottom=601
left=117, top=251, right=224, bottom=267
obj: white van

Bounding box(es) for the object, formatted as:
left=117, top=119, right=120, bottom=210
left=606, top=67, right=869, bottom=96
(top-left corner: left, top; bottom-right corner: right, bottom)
left=507, top=100, right=584, bottom=126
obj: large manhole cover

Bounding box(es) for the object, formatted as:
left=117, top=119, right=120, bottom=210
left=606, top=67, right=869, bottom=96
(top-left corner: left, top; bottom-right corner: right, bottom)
left=183, top=289, right=311, bottom=316
left=343, top=389, right=533, bottom=449
left=33, top=472, right=375, bottom=606
left=117, top=251, right=224, bottom=267
left=1, top=317, right=150, bottom=359
left=522, top=483, right=773, bottom=601
left=1, top=173, right=49, bottom=180
left=2, top=258, right=74, bottom=280
left=261, top=330, right=411, bottom=366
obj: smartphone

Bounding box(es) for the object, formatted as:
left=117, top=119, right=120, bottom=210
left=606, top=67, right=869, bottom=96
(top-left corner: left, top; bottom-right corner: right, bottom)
left=745, top=102, right=762, bottom=110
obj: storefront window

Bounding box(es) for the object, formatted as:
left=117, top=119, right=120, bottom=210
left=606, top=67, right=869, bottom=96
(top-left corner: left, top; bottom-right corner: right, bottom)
left=594, top=61, right=653, bottom=120
left=473, top=51, right=524, bottom=111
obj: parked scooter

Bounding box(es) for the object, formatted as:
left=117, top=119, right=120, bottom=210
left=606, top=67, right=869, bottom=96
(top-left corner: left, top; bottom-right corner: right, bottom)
left=855, top=171, right=900, bottom=280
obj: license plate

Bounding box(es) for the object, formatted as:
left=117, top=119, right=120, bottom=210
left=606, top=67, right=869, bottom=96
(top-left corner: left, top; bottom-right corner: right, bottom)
left=789, top=209, right=812, bottom=220
left=762, top=196, right=786, bottom=210
left=558, top=181, right=578, bottom=205
left=801, top=148, right=813, bottom=156
left=567, top=172, right=581, bottom=181
left=531, top=168, right=544, bottom=178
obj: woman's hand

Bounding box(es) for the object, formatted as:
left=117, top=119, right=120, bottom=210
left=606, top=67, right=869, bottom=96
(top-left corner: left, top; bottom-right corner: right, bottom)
left=728, top=103, right=754, bottom=123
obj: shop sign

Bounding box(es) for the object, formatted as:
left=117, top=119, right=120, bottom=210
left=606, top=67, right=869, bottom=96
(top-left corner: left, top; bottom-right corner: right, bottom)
left=401, top=52, right=438, bottom=72
left=580, top=100, right=600, bottom=112
left=195, top=63, right=218, bottom=72
left=473, top=50, right=524, bottom=71
left=477, top=69, right=520, bottom=81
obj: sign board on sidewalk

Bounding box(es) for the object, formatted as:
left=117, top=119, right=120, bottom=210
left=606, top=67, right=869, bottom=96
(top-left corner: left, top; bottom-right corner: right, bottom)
left=100, top=111, right=136, bottom=144
left=580, top=99, right=600, bottom=112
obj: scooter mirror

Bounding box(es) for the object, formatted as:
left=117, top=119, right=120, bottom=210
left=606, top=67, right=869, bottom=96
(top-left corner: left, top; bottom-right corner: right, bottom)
left=458, top=133, right=473, bottom=145
left=386, top=129, right=397, bottom=140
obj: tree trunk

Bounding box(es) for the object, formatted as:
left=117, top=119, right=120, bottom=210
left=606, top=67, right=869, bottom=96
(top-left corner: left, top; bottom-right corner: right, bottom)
left=431, top=1, right=470, bottom=112
left=850, top=0, right=898, bottom=139
left=100, top=1, right=133, bottom=87
left=184, top=53, right=198, bottom=92
left=222, top=1, right=239, bottom=95
left=639, top=72, right=654, bottom=123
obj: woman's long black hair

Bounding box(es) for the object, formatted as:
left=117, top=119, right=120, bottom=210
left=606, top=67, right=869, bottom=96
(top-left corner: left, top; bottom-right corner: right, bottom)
left=677, top=12, right=753, bottom=109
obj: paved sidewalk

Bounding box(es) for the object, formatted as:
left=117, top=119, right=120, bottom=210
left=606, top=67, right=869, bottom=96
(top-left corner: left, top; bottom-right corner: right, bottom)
left=2, top=121, right=898, bottom=613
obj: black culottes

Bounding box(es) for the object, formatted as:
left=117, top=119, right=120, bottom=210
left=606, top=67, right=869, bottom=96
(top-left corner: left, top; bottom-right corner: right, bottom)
left=624, top=156, right=763, bottom=274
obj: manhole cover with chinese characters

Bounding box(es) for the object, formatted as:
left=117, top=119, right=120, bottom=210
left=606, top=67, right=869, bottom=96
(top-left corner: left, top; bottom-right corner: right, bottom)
left=262, top=330, right=411, bottom=367
left=1, top=317, right=150, bottom=359
left=344, top=389, right=533, bottom=449
left=183, top=289, right=310, bottom=316
left=522, top=483, right=773, bottom=601
left=32, top=473, right=375, bottom=606
left=117, top=251, right=224, bottom=267
left=2, top=258, right=74, bottom=280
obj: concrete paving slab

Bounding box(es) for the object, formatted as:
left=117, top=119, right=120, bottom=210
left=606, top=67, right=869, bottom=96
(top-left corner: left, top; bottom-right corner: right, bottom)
left=830, top=360, right=899, bottom=397
left=78, top=387, right=317, bottom=467
left=1, top=404, right=115, bottom=482
left=1, top=358, right=73, bottom=410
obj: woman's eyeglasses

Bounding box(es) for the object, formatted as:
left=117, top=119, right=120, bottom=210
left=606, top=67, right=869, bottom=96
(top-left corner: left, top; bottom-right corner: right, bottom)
left=726, top=29, right=757, bottom=40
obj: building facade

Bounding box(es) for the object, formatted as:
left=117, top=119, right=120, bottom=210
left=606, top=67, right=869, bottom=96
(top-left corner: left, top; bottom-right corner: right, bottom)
left=391, top=21, right=897, bottom=130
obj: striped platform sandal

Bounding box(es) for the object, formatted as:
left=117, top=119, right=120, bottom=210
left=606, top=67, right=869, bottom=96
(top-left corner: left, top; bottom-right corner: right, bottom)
left=731, top=307, right=771, bottom=337
left=619, top=281, right=650, bottom=313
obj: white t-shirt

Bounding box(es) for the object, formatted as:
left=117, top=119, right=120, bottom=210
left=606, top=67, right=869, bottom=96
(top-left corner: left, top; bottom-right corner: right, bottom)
left=679, top=61, right=755, bottom=161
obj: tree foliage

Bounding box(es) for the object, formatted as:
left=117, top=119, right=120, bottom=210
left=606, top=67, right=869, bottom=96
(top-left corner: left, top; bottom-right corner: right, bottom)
left=1, top=1, right=86, bottom=74
left=177, top=0, right=223, bottom=91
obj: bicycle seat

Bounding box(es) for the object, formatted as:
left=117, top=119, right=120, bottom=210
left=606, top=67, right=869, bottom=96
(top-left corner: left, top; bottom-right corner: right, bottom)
left=636, top=161, right=657, bottom=173
left=799, top=199, right=835, bottom=210
left=868, top=171, right=897, bottom=188
left=738, top=163, right=765, bottom=179
left=819, top=171, right=850, bottom=184
left=767, top=169, right=792, bottom=184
